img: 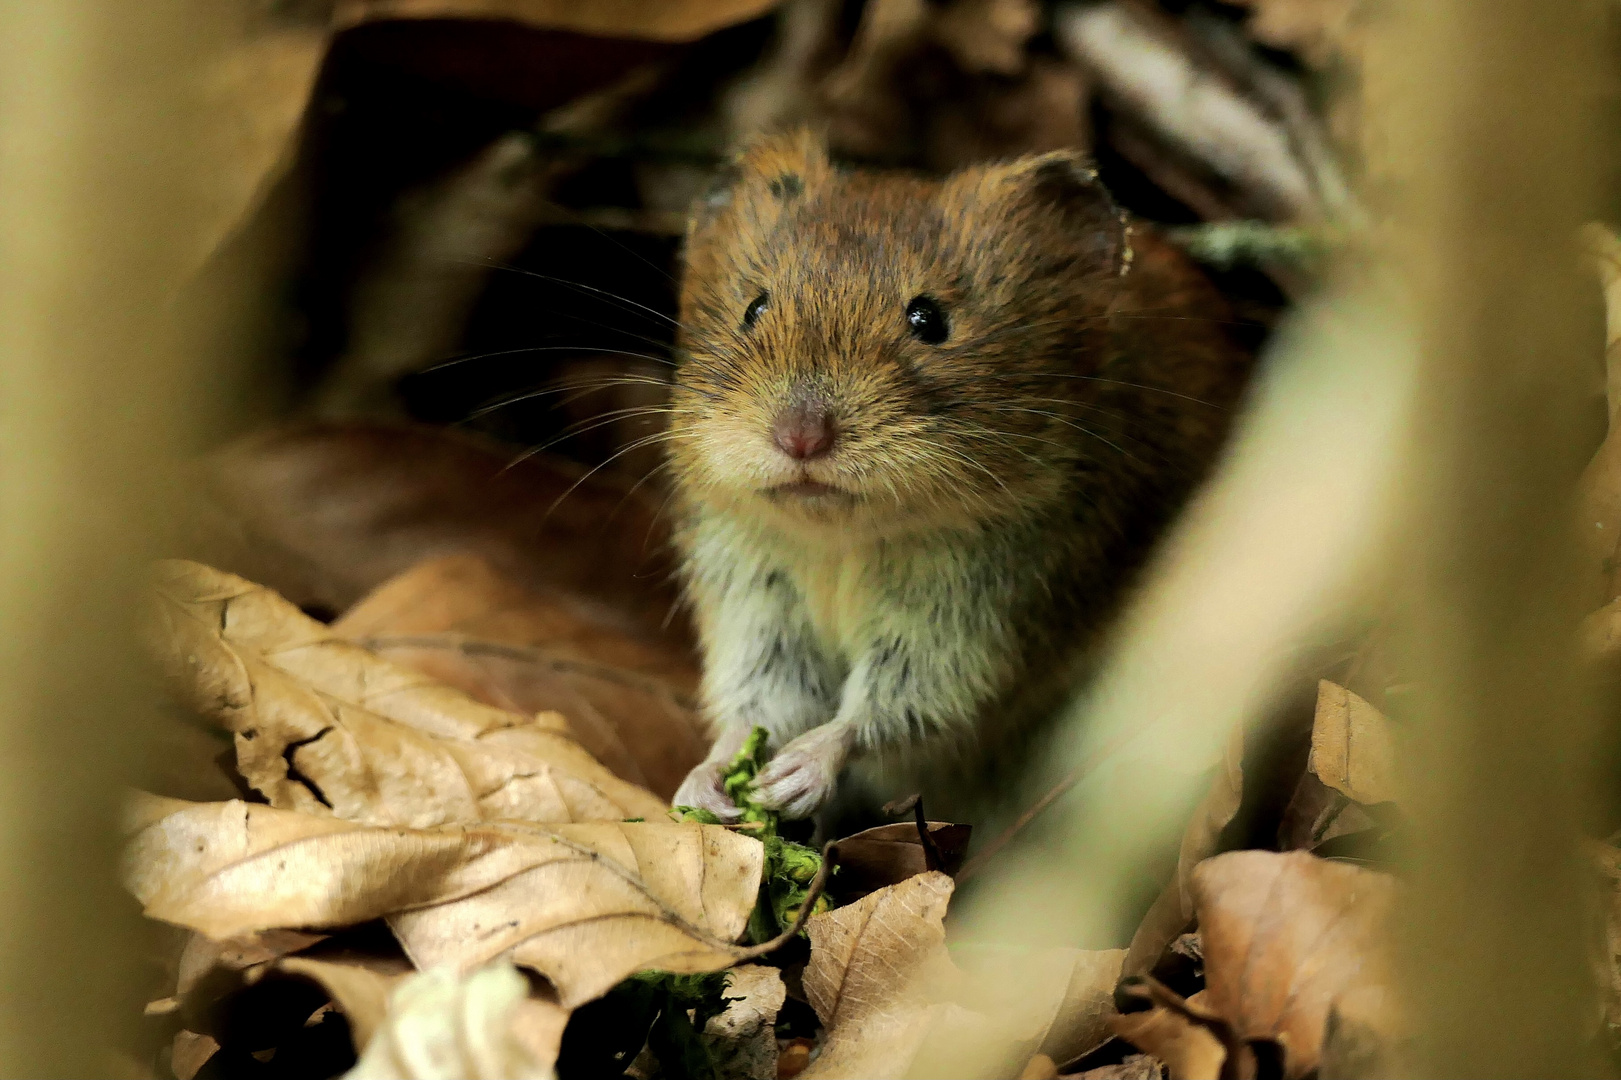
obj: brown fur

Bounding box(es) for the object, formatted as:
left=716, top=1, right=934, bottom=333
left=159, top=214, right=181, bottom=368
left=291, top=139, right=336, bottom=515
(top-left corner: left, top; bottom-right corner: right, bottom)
left=666, top=131, right=1255, bottom=825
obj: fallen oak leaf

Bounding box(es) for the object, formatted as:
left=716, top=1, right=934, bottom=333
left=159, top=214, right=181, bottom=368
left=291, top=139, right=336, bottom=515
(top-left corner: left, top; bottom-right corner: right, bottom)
left=389, top=819, right=769, bottom=1007
left=183, top=423, right=689, bottom=640
left=124, top=795, right=765, bottom=1008
left=800, top=871, right=956, bottom=1079
left=147, top=560, right=666, bottom=826
left=332, top=554, right=707, bottom=799
left=1191, top=851, right=1397, bottom=1079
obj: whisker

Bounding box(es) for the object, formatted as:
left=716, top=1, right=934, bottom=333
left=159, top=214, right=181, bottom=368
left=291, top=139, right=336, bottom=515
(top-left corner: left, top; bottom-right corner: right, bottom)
left=496, top=405, right=683, bottom=459
left=467, top=260, right=685, bottom=331
left=988, top=373, right=1222, bottom=408
left=468, top=376, right=684, bottom=420
left=421, top=345, right=677, bottom=374
left=986, top=405, right=1149, bottom=467
left=536, top=430, right=701, bottom=519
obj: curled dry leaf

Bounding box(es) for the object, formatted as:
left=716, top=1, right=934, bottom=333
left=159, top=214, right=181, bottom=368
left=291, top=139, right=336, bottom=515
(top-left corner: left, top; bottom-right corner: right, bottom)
left=146, top=559, right=665, bottom=826
left=125, top=796, right=764, bottom=1008
left=333, top=554, right=706, bottom=800
left=827, top=819, right=972, bottom=902
left=1308, top=680, right=1397, bottom=805
left=702, top=964, right=787, bottom=1080
left=343, top=964, right=566, bottom=1080
left=277, top=956, right=410, bottom=1052
left=1191, top=850, right=1397, bottom=1079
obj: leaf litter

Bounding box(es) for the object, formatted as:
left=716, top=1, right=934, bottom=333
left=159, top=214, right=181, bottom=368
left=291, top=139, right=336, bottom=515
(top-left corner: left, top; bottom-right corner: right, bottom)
left=122, top=5, right=1621, bottom=1078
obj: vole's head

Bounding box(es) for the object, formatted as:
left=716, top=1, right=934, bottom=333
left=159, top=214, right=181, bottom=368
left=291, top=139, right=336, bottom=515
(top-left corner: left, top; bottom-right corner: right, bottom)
left=669, top=131, right=1134, bottom=534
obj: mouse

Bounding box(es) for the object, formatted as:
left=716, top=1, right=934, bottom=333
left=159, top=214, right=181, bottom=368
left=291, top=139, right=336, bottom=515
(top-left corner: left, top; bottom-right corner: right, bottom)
left=666, top=130, right=1255, bottom=828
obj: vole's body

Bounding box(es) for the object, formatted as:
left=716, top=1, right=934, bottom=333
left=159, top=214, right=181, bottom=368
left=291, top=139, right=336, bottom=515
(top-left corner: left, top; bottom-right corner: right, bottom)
left=668, top=132, right=1253, bottom=825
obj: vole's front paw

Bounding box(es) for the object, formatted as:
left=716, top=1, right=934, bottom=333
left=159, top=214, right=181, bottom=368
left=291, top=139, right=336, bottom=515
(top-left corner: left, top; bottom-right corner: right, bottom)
left=672, top=760, right=744, bottom=823
left=752, top=723, right=854, bottom=820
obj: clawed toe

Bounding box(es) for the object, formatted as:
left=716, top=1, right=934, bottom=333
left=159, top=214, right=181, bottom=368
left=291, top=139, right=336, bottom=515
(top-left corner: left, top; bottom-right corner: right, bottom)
left=672, top=763, right=744, bottom=822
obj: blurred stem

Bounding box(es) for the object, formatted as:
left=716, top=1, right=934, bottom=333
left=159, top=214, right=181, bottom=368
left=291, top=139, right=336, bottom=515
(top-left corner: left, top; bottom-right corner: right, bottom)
left=0, top=1, right=234, bottom=1072
left=1380, top=1, right=1608, bottom=1075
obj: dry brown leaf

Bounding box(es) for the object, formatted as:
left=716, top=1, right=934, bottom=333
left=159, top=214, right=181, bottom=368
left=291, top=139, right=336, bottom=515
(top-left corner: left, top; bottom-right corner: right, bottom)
left=333, top=554, right=707, bottom=800
left=703, top=964, right=787, bottom=1080
left=827, top=820, right=972, bottom=902
left=124, top=796, right=763, bottom=1007
left=170, top=1030, right=220, bottom=1080
left=1192, top=850, right=1396, bottom=1079
left=185, top=10, right=327, bottom=273
left=147, top=559, right=666, bottom=825
left=277, top=956, right=409, bottom=1052
left=388, top=819, right=764, bottom=1007
left=800, top=871, right=956, bottom=1078
left=1276, top=770, right=1381, bottom=853
left=1309, top=681, right=1398, bottom=805
left=182, top=423, right=689, bottom=635
left=169, top=925, right=330, bottom=1038
left=334, top=0, right=780, bottom=41
left=802, top=870, right=953, bottom=1029
left=344, top=964, right=566, bottom=1080
left=1108, top=997, right=1225, bottom=1080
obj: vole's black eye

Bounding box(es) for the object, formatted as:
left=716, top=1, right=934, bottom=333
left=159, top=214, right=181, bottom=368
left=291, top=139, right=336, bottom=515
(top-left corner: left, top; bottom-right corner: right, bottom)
left=905, top=295, right=949, bottom=344
left=742, top=291, right=770, bottom=330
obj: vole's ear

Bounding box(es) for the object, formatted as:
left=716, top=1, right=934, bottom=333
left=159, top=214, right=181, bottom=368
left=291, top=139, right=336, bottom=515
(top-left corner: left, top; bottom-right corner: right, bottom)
left=688, top=129, right=831, bottom=235
left=966, top=149, right=1133, bottom=275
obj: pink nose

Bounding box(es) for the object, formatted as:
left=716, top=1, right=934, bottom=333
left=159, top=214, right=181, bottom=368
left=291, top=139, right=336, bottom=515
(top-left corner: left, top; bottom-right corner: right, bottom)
left=773, top=403, right=835, bottom=460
